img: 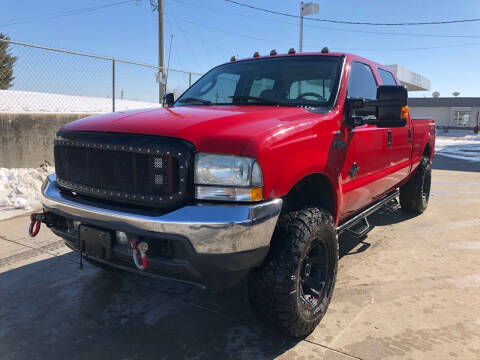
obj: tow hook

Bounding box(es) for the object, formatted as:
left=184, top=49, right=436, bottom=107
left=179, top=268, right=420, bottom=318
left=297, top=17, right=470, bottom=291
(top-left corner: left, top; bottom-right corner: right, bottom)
left=130, top=238, right=149, bottom=270
left=28, top=212, right=58, bottom=237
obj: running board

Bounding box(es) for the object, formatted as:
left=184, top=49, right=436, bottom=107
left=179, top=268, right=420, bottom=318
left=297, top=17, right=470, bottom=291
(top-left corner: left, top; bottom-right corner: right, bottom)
left=336, top=190, right=400, bottom=236
left=384, top=197, right=400, bottom=213
left=344, top=217, right=372, bottom=237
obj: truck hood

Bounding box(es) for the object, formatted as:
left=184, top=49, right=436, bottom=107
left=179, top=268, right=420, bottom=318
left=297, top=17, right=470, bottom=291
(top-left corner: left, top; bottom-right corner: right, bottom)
left=61, top=105, right=316, bottom=154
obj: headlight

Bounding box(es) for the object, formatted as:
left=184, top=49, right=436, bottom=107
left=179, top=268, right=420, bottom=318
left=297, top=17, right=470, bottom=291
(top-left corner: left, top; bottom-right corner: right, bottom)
left=194, top=153, right=263, bottom=201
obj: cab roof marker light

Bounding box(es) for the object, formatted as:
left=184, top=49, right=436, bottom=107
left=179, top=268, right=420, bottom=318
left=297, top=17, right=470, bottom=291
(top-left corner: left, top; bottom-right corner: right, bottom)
left=288, top=48, right=296, bottom=54
left=270, top=49, right=277, bottom=56
left=253, top=51, right=260, bottom=58
left=321, top=47, right=329, bottom=54
left=230, top=56, right=237, bottom=62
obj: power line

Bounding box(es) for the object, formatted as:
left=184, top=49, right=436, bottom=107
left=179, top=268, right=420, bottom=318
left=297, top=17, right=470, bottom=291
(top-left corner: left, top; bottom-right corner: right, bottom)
left=224, top=0, right=480, bottom=26
left=168, top=15, right=480, bottom=53
left=170, top=15, right=298, bottom=46
left=0, top=0, right=137, bottom=27
left=340, top=43, right=480, bottom=51
left=171, top=0, right=480, bottom=39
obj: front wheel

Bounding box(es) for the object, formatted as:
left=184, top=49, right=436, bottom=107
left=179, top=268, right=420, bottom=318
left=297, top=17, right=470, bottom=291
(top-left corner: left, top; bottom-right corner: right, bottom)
left=400, top=156, right=432, bottom=214
left=248, top=208, right=338, bottom=338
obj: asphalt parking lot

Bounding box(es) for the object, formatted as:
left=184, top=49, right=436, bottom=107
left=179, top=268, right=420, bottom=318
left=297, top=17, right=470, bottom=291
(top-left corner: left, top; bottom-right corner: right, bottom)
left=1, top=153, right=479, bottom=360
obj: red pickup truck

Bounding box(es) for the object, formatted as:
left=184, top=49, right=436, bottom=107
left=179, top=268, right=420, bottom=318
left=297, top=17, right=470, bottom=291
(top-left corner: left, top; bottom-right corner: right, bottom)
left=35, top=50, right=435, bottom=337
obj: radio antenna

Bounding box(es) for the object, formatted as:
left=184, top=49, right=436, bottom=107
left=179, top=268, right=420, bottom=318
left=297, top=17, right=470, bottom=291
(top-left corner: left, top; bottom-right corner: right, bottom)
left=164, top=34, right=173, bottom=95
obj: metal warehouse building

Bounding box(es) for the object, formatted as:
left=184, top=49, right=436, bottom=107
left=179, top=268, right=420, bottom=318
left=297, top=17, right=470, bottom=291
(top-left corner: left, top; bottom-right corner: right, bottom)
left=408, top=97, right=480, bottom=131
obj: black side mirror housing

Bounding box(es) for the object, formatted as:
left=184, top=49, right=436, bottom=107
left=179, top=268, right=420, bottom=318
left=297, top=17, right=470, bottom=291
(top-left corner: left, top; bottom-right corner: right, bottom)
left=349, top=98, right=365, bottom=110
left=162, top=93, right=174, bottom=107
left=375, top=85, right=408, bottom=128
left=346, top=86, right=408, bottom=128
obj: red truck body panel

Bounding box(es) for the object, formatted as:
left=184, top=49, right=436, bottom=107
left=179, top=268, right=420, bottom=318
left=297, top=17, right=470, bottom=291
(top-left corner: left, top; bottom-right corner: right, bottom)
left=61, top=52, right=435, bottom=225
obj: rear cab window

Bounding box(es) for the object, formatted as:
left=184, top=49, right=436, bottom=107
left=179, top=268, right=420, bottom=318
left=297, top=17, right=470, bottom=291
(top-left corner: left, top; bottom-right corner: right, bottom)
left=377, top=68, right=398, bottom=85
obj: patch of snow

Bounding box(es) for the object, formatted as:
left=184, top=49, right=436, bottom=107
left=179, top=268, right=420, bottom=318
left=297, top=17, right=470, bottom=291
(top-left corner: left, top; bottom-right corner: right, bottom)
left=464, top=134, right=480, bottom=142
left=0, top=89, right=161, bottom=114
left=435, top=134, right=480, bottom=162
left=0, top=165, right=54, bottom=220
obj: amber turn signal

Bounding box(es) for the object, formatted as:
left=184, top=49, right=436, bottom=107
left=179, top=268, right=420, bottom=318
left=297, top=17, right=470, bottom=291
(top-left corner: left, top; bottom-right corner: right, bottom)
left=249, top=187, right=264, bottom=202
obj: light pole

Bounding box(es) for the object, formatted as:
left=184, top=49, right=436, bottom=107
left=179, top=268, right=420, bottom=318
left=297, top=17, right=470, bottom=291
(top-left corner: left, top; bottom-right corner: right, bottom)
left=299, top=2, right=319, bottom=52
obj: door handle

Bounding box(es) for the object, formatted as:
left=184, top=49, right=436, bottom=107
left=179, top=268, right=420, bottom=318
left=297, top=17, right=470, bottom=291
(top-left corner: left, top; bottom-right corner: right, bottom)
left=408, top=128, right=412, bottom=143
left=387, top=130, right=392, bottom=148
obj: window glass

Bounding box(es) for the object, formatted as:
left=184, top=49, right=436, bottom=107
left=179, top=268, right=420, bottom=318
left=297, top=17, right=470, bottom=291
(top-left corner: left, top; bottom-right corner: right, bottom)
left=194, top=73, right=240, bottom=104
left=176, top=56, right=343, bottom=108
left=378, top=68, right=397, bottom=85
left=347, top=62, right=377, bottom=100
left=453, top=111, right=472, bottom=126
left=250, top=78, right=275, bottom=97
left=289, top=79, right=333, bottom=101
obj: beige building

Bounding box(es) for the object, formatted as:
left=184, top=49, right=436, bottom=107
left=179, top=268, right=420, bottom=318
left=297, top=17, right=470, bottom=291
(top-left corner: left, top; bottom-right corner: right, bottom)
left=408, top=97, right=480, bottom=131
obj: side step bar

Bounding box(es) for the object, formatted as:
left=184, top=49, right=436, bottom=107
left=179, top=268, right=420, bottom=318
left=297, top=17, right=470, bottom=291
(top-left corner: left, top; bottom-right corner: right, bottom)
left=336, top=190, right=400, bottom=236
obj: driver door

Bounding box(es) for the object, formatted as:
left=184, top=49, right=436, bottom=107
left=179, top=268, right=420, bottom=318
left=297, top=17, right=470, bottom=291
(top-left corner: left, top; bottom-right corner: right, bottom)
left=340, top=61, right=389, bottom=219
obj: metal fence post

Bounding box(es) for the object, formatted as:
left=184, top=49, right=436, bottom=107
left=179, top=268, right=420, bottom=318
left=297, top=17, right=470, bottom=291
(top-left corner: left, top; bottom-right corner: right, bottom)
left=189, top=72, right=192, bottom=87
left=112, top=58, right=116, bottom=112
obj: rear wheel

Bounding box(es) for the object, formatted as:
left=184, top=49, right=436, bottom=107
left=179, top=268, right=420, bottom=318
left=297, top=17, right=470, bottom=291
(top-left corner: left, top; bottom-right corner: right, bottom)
left=400, top=156, right=432, bottom=214
left=248, top=207, right=338, bottom=338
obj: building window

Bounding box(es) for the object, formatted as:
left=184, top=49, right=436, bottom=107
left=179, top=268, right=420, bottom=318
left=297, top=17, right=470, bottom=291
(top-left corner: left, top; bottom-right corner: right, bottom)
left=453, top=111, right=472, bottom=126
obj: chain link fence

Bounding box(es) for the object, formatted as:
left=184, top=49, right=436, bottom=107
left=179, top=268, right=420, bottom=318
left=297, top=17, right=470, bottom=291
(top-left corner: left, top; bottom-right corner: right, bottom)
left=0, top=39, right=202, bottom=114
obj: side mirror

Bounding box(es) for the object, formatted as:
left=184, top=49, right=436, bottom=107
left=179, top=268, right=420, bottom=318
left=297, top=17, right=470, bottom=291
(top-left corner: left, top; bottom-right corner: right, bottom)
left=375, top=85, right=408, bottom=128
left=162, top=93, right=174, bottom=107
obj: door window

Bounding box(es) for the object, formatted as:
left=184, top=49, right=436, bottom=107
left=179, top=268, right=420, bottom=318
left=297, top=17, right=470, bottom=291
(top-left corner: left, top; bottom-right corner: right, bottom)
left=348, top=62, right=377, bottom=100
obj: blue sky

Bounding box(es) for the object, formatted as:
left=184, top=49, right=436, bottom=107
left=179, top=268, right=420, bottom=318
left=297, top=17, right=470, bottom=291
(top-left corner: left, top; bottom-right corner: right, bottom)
left=2, top=0, right=480, bottom=99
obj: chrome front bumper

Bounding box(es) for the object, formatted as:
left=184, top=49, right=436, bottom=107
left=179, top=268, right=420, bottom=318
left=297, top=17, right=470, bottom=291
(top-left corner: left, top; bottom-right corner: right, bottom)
left=41, top=174, right=282, bottom=254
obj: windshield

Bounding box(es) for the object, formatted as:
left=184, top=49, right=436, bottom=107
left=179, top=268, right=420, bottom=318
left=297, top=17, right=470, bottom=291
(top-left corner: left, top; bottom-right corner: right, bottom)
left=175, top=55, right=343, bottom=109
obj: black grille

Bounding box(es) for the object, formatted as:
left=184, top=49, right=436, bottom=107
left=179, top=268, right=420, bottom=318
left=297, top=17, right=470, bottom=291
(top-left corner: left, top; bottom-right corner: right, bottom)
left=54, top=131, right=194, bottom=208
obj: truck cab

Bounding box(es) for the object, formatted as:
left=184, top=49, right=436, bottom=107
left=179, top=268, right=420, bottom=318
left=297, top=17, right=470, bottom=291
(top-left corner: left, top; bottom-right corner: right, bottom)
left=37, top=50, right=435, bottom=337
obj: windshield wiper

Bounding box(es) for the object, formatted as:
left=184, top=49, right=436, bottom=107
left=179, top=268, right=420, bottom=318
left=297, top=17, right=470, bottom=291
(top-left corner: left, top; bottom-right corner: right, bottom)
left=177, top=97, right=212, bottom=105
left=229, top=95, right=289, bottom=106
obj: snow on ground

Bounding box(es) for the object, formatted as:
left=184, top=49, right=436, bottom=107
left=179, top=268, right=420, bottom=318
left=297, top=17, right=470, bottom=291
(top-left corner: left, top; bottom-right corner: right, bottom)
left=0, top=89, right=161, bottom=113
left=0, top=166, right=54, bottom=220
left=435, top=133, right=480, bottom=162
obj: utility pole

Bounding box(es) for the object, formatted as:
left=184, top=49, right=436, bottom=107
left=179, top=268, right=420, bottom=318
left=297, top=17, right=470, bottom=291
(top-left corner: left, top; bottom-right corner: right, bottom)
left=158, top=0, right=165, bottom=101
left=299, top=2, right=304, bottom=53
left=299, top=2, right=319, bottom=53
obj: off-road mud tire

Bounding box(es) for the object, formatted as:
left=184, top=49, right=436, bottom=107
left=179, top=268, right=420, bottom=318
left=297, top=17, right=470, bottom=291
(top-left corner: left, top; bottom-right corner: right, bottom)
left=400, top=156, right=432, bottom=214
left=248, top=207, right=338, bottom=338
